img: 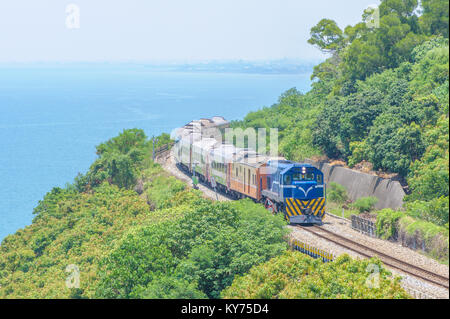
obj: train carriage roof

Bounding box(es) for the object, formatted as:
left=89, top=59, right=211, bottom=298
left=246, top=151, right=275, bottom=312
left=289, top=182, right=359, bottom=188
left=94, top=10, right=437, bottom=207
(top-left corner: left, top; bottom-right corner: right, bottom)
left=192, top=138, right=219, bottom=151
left=235, top=150, right=270, bottom=168
left=210, top=144, right=239, bottom=163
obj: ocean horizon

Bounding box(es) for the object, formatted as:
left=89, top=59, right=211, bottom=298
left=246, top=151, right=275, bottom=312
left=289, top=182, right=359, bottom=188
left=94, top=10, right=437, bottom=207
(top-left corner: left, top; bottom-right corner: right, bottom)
left=0, top=63, right=312, bottom=241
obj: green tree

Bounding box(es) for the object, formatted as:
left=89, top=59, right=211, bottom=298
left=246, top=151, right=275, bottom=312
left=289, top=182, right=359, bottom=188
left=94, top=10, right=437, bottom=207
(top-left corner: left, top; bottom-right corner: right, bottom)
left=407, top=115, right=449, bottom=201
left=77, top=129, right=151, bottom=190
left=222, top=252, right=410, bottom=299
left=308, top=19, right=345, bottom=54
left=420, top=0, right=449, bottom=37
left=95, top=199, right=288, bottom=299
left=139, top=275, right=206, bottom=299
left=367, top=115, right=425, bottom=176
left=95, top=224, right=178, bottom=298
left=96, top=128, right=148, bottom=156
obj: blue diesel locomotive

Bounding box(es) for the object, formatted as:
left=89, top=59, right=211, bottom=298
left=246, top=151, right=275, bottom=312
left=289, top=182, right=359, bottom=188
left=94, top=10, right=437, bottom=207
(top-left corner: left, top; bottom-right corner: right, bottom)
left=173, top=130, right=327, bottom=225
left=262, top=160, right=326, bottom=225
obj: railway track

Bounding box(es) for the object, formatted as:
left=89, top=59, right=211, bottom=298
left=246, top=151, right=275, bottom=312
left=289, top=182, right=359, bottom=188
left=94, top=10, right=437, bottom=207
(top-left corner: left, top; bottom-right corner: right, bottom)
left=158, top=147, right=449, bottom=292
left=300, top=225, right=449, bottom=290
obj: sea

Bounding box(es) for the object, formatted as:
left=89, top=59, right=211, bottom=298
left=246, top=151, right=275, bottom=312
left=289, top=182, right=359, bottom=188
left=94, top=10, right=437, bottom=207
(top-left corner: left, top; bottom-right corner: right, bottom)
left=0, top=63, right=312, bottom=241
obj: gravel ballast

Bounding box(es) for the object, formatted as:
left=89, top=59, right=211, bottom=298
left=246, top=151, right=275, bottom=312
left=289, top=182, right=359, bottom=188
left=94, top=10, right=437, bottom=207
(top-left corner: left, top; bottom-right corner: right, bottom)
left=288, top=217, right=449, bottom=299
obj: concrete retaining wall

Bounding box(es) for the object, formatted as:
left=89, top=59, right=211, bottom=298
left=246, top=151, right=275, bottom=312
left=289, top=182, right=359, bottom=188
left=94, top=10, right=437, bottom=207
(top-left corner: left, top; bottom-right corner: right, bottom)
left=304, top=159, right=405, bottom=210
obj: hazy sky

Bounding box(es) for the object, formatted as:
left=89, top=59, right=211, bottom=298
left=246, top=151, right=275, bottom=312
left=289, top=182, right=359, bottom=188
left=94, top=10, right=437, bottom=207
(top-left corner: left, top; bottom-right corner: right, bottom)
left=0, top=0, right=380, bottom=62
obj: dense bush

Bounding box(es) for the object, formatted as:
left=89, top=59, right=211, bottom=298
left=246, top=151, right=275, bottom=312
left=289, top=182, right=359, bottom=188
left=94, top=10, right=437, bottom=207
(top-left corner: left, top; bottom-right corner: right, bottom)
left=405, top=197, right=449, bottom=226
left=406, top=115, right=449, bottom=201
left=0, top=182, right=155, bottom=298
left=376, top=209, right=405, bottom=240
left=138, top=275, right=207, bottom=299
left=398, top=216, right=449, bottom=260
left=74, top=130, right=173, bottom=192
left=222, top=252, right=410, bottom=299
left=74, top=129, right=151, bottom=191
left=327, top=182, right=349, bottom=204
left=95, top=199, right=288, bottom=299
left=375, top=208, right=449, bottom=261
left=351, top=197, right=379, bottom=213
left=143, top=163, right=187, bottom=210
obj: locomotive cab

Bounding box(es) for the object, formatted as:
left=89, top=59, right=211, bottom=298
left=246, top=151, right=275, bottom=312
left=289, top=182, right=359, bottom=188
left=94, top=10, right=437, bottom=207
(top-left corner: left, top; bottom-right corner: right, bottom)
left=263, top=161, right=326, bottom=225
left=282, top=166, right=324, bottom=201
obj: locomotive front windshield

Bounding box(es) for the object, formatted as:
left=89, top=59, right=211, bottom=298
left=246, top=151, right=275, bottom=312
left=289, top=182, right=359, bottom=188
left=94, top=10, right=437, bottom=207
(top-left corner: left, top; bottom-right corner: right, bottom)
left=283, top=172, right=315, bottom=184
left=292, top=173, right=315, bottom=181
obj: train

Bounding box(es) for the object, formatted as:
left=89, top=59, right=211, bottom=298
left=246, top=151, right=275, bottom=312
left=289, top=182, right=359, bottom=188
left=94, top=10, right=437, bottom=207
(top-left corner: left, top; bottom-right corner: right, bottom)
left=173, top=129, right=326, bottom=225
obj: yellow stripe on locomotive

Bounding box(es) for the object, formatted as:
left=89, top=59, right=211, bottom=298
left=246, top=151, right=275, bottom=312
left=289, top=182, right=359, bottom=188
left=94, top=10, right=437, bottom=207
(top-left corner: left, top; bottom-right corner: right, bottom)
left=285, top=197, right=326, bottom=217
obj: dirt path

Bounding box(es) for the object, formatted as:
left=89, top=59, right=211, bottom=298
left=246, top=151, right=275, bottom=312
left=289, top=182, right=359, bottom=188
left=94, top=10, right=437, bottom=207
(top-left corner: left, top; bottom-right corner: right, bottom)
left=156, top=150, right=231, bottom=202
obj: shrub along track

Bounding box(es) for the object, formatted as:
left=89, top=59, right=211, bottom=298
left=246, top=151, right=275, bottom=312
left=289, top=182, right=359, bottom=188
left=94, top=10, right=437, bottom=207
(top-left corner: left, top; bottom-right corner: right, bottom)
left=300, top=225, right=449, bottom=290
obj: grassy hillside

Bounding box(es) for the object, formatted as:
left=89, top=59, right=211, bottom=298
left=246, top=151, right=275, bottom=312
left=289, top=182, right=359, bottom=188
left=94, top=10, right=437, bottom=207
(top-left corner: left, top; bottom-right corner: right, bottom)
left=0, top=129, right=410, bottom=299
left=0, top=130, right=290, bottom=298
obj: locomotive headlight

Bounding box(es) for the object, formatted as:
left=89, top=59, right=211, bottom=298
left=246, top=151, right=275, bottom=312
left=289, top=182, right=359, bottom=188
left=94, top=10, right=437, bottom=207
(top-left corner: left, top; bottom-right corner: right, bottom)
left=302, top=167, right=306, bottom=174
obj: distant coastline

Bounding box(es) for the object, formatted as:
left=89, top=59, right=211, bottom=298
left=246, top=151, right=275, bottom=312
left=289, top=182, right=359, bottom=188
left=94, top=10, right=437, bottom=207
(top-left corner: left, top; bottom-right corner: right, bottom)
left=0, top=59, right=320, bottom=75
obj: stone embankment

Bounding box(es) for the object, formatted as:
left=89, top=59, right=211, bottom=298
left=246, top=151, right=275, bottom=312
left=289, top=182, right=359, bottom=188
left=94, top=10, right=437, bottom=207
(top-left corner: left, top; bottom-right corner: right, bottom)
left=304, top=159, right=405, bottom=210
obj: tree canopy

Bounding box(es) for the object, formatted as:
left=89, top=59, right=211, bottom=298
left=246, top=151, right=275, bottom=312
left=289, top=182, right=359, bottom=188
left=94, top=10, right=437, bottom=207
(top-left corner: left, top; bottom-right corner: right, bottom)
left=222, top=252, right=409, bottom=299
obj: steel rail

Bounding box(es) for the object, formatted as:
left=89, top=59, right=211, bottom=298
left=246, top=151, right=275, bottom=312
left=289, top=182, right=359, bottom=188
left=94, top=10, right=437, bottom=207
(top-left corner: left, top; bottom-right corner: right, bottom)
left=299, top=225, right=449, bottom=290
